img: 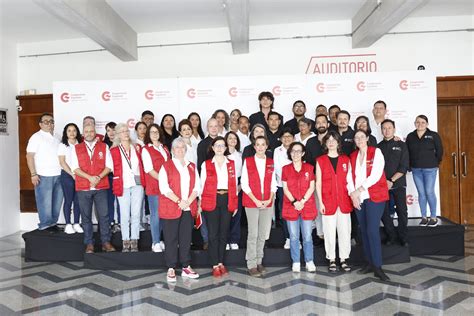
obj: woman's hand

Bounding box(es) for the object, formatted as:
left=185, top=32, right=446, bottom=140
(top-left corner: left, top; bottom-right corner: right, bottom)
left=319, top=202, right=326, bottom=215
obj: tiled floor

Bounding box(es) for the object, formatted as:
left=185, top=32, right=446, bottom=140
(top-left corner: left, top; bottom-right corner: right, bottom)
left=0, top=228, right=473, bottom=315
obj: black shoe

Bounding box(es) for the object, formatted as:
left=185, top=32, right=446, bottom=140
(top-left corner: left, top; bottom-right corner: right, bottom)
left=46, top=225, right=60, bottom=233
left=419, top=218, right=429, bottom=226
left=385, top=239, right=397, bottom=246
left=427, top=218, right=438, bottom=227
left=357, top=265, right=373, bottom=274
left=373, top=267, right=390, bottom=281
left=400, top=241, right=409, bottom=247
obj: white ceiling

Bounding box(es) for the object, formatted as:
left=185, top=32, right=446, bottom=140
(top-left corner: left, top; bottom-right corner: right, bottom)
left=1, top=0, right=473, bottom=43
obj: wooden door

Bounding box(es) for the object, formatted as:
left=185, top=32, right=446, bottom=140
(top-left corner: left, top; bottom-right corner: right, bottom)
left=17, top=94, right=53, bottom=212
left=459, top=103, right=474, bottom=224
left=437, top=103, right=461, bottom=223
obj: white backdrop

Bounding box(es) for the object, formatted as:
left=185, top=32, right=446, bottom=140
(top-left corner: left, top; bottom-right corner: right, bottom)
left=53, top=71, right=437, bottom=217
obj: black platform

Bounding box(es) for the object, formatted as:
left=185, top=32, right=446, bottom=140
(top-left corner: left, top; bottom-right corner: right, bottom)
left=22, top=216, right=464, bottom=269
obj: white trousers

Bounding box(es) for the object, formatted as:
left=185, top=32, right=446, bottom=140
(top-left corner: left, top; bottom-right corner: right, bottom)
left=322, top=207, right=352, bottom=261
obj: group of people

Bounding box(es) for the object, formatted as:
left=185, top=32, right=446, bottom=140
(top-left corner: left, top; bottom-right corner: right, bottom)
left=26, top=91, right=443, bottom=282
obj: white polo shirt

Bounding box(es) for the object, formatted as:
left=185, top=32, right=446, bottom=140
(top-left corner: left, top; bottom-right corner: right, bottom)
left=26, top=130, right=61, bottom=176
left=57, top=141, right=77, bottom=169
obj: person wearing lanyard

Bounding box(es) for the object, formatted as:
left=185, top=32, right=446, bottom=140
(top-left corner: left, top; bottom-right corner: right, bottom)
left=110, top=123, right=146, bottom=252
left=70, top=124, right=115, bottom=253
left=158, top=138, right=200, bottom=282
left=348, top=129, right=390, bottom=281
left=282, top=142, right=317, bottom=273
left=200, top=136, right=239, bottom=277
left=142, top=124, right=171, bottom=253
left=241, top=136, right=277, bottom=277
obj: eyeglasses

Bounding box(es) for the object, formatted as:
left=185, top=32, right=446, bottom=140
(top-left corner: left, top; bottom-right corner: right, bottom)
left=291, top=150, right=303, bottom=155
left=282, top=134, right=293, bottom=138
left=213, top=144, right=226, bottom=149
left=41, top=120, right=55, bottom=125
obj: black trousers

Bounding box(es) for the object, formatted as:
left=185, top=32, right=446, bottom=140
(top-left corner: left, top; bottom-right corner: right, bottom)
left=381, top=186, right=408, bottom=243
left=162, top=211, right=193, bottom=269
left=203, top=194, right=233, bottom=266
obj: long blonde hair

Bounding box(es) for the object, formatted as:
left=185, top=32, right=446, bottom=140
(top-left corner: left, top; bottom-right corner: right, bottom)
left=112, top=123, right=134, bottom=148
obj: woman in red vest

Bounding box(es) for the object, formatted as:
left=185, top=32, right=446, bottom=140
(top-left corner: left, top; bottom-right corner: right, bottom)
left=282, top=142, right=317, bottom=273
left=142, top=124, right=171, bottom=253
left=200, top=136, right=238, bottom=277
left=315, top=131, right=353, bottom=273
left=241, top=136, right=277, bottom=277
left=110, top=123, right=146, bottom=253
left=158, top=138, right=200, bottom=282
left=348, top=129, right=390, bottom=281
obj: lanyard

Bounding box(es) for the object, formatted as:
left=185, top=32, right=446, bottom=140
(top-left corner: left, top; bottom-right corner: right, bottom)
left=119, top=144, right=133, bottom=170
left=86, top=142, right=96, bottom=161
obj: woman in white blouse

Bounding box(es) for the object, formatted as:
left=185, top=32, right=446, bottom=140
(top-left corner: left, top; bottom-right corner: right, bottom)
left=294, top=118, right=316, bottom=146
left=178, top=119, right=198, bottom=165
left=58, top=123, right=84, bottom=234
left=347, top=129, right=390, bottom=281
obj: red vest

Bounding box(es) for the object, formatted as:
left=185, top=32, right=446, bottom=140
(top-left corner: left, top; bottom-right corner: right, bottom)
left=317, top=154, right=353, bottom=215
left=110, top=144, right=146, bottom=197
left=159, top=160, right=198, bottom=219
left=143, top=144, right=170, bottom=196
left=242, top=156, right=274, bottom=208
left=350, top=146, right=389, bottom=203
left=201, top=159, right=238, bottom=212
left=282, top=162, right=317, bottom=221
left=74, top=142, right=109, bottom=191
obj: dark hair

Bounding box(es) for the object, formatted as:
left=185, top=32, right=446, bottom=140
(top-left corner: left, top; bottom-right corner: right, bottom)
left=212, top=109, right=230, bottom=130
left=253, top=135, right=269, bottom=147
left=141, top=110, right=154, bottom=118
left=280, top=127, right=293, bottom=137
left=178, top=119, right=193, bottom=132
left=354, top=115, right=372, bottom=135
left=298, top=117, right=313, bottom=127
left=144, top=123, right=165, bottom=145
left=208, top=136, right=230, bottom=158
left=381, top=119, right=395, bottom=128
left=328, top=105, right=340, bottom=112
left=416, top=114, right=429, bottom=123
left=238, top=115, right=249, bottom=123
left=316, top=104, right=326, bottom=110
left=258, top=91, right=274, bottom=110
left=293, top=100, right=306, bottom=108
left=287, top=142, right=306, bottom=160
left=230, top=109, right=242, bottom=117
left=160, top=114, right=179, bottom=137
left=187, top=112, right=205, bottom=139
left=61, top=123, right=82, bottom=146
left=354, top=129, right=371, bottom=146
left=315, top=113, right=329, bottom=123
left=374, top=100, right=387, bottom=109
left=103, top=121, right=116, bottom=146
left=336, top=110, right=351, bottom=120
left=268, top=111, right=281, bottom=120
left=249, top=123, right=267, bottom=144
left=225, top=131, right=241, bottom=152
left=134, top=121, right=147, bottom=132
left=38, top=113, right=53, bottom=123
left=82, top=116, right=95, bottom=123
left=321, top=130, right=342, bottom=154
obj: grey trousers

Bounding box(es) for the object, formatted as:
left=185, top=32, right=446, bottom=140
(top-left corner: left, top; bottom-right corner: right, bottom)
left=245, top=206, right=273, bottom=269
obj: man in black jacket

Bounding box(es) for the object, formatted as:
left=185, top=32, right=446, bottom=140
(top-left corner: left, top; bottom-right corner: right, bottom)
left=283, top=100, right=315, bottom=135
left=197, top=118, right=219, bottom=174
left=336, top=110, right=355, bottom=156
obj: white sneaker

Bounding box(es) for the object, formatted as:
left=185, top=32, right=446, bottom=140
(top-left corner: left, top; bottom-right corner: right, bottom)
left=226, top=244, right=230, bottom=250
left=167, top=268, right=177, bottom=282
left=73, top=224, right=83, bottom=233
left=292, top=262, right=301, bottom=272
left=306, top=261, right=316, bottom=273
left=160, top=241, right=165, bottom=250
left=64, top=224, right=75, bottom=234
left=284, top=238, right=290, bottom=249
left=152, top=243, right=163, bottom=253
left=230, top=243, right=239, bottom=250
left=181, top=266, right=199, bottom=279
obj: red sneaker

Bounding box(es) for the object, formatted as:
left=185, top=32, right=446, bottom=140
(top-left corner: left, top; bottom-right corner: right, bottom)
left=219, top=264, right=229, bottom=275
left=212, top=266, right=222, bottom=277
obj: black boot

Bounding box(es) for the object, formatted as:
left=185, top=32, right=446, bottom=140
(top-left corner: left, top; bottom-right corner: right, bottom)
left=373, top=267, right=390, bottom=281
left=357, top=264, right=373, bottom=275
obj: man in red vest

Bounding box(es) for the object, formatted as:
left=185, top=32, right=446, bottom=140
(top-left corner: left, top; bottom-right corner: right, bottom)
left=70, top=124, right=115, bottom=253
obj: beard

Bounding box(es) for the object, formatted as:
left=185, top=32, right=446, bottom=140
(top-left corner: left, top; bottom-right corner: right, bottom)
left=317, top=126, right=327, bottom=134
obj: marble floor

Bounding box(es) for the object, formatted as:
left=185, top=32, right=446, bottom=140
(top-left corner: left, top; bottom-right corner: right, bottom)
left=0, top=228, right=473, bottom=315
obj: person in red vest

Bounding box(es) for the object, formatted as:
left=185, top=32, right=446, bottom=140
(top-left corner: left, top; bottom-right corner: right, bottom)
left=158, top=138, right=200, bottom=282
left=241, top=136, right=277, bottom=277
left=200, top=136, right=238, bottom=277
left=70, top=124, right=115, bottom=254
left=110, top=123, right=146, bottom=253
left=282, top=142, right=317, bottom=273
left=315, top=131, right=353, bottom=273
left=348, top=129, right=390, bottom=281
left=142, top=123, right=170, bottom=253
left=82, top=116, right=104, bottom=142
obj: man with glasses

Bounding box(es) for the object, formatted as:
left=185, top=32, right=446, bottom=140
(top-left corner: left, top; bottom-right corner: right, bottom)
left=26, top=113, right=64, bottom=231
left=283, top=100, right=315, bottom=135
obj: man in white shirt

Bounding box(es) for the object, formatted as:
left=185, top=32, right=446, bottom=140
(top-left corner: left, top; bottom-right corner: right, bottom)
left=370, top=100, right=387, bottom=143
left=237, top=115, right=251, bottom=149
left=26, top=113, right=63, bottom=231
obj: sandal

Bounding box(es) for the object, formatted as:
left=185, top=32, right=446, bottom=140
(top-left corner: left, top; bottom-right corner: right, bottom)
left=328, top=261, right=337, bottom=273
left=340, top=261, right=351, bottom=273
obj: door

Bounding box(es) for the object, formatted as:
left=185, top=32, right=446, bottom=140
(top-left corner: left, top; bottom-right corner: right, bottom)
left=459, top=104, right=474, bottom=224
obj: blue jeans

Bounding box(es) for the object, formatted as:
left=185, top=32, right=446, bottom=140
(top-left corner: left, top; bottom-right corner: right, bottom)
left=107, top=174, right=120, bottom=224
left=355, top=199, right=385, bottom=268
left=412, top=168, right=438, bottom=218
left=200, top=215, right=209, bottom=243
left=77, top=189, right=110, bottom=245
left=277, top=187, right=289, bottom=239
left=34, top=175, right=63, bottom=230
left=117, top=185, right=144, bottom=240
left=287, top=216, right=314, bottom=263
left=148, top=194, right=163, bottom=244
left=60, top=170, right=80, bottom=224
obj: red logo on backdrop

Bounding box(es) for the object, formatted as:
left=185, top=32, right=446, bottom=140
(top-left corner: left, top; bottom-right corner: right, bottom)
left=145, top=90, right=154, bottom=100
left=406, top=194, right=414, bottom=205
left=272, top=86, right=281, bottom=96
left=127, top=118, right=136, bottom=129
left=228, top=87, right=237, bottom=97
left=187, top=88, right=196, bottom=99
left=316, top=83, right=325, bottom=93
left=399, top=80, right=408, bottom=90
left=60, top=92, right=70, bottom=103
left=356, top=81, right=366, bottom=92
left=102, top=91, right=111, bottom=101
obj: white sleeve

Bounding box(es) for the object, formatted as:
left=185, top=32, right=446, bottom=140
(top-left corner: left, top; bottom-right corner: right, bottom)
left=274, top=151, right=283, bottom=184
left=199, top=161, right=207, bottom=196
left=240, top=159, right=251, bottom=194
left=57, top=143, right=66, bottom=156
left=105, top=146, right=113, bottom=172
left=193, top=166, right=201, bottom=196
left=158, top=166, right=171, bottom=195
left=346, top=161, right=355, bottom=193
left=141, top=149, right=154, bottom=173
left=270, top=167, right=278, bottom=193
left=70, top=145, right=79, bottom=172
left=26, top=134, right=39, bottom=153
left=361, top=149, right=385, bottom=190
